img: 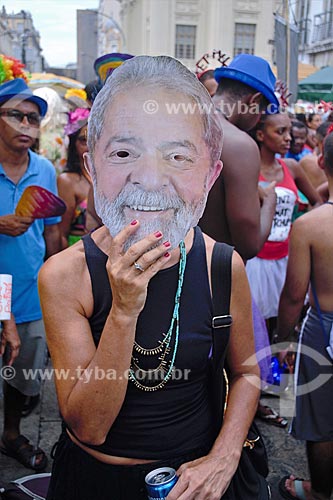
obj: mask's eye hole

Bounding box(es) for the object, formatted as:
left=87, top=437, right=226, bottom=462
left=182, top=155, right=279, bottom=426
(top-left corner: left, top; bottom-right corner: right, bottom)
left=116, top=151, right=130, bottom=158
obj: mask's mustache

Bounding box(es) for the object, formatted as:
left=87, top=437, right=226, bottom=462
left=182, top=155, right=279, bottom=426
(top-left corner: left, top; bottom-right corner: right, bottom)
left=115, top=186, right=185, bottom=211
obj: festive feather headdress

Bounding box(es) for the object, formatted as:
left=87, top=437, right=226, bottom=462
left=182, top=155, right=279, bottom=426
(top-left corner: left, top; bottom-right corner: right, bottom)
left=0, top=54, right=29, bottom=84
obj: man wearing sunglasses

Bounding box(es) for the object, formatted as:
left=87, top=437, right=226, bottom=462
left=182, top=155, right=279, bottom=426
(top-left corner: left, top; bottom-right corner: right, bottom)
left=0, top=78, right=61, bottom=471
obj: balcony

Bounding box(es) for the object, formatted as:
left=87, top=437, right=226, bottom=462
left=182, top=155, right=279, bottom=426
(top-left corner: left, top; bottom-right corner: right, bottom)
left=312, top=10, right=333, bottom=43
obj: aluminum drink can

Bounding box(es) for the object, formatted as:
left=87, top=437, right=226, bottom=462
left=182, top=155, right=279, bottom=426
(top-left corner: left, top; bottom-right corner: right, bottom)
left=145, top=467, right=178, bottom=499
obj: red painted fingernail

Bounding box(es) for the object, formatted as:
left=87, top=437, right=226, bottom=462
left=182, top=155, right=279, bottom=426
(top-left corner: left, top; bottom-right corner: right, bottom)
left=163, top=241, right=171, bottom=248
left=164, top=252, right=170, bottom=258
left=154, top=231, right=162, bottom=238
left=131, top=220, right=138, bottom=225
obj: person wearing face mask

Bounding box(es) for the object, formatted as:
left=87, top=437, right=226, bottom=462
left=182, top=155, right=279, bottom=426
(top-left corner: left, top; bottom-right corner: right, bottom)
left=39, top=55, right=266, bottom=500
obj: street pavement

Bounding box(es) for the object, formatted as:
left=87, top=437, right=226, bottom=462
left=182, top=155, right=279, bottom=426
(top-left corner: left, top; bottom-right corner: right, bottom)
left=0, top=359, right=311, bottom=499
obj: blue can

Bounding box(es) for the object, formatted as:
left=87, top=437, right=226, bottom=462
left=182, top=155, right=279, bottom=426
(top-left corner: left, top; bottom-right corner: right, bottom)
left=145, top=467, right=178, bottom=499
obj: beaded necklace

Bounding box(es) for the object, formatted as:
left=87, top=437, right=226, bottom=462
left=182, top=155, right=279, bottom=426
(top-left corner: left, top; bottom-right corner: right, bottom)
left=128, top=240, right=187, bottom=391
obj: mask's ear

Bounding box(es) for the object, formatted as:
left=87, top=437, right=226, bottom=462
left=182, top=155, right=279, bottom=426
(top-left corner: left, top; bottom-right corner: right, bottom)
left=207, top=160, right=223, bottom=191
left=83, top=152, right=94, bottom=178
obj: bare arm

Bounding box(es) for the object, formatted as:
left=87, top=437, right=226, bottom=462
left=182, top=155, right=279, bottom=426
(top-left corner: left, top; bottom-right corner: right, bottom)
left=222, top=132, right=275, bottom=260
left=57, top=174, right=76, bottom=249
left=0, top=313, right=21, bottom=365
left=286, top=159, right=322, bottom=206
left=44, top=223, right=61, bottom=258
left=258, top=180, right=276, bottom=249
left=276, top=217, right=311, bottom=342
left=39, top=222, right=172, bottom=444
left=168, top=250, right=260, bottom=500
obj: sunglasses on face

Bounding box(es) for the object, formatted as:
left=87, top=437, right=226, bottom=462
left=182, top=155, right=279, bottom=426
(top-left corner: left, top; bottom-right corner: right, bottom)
left=0, top=109, right=41, bottom=127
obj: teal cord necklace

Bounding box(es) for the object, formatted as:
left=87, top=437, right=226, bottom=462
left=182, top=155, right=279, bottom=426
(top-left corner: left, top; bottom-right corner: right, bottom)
left=129, top=240, right=187, bottom=391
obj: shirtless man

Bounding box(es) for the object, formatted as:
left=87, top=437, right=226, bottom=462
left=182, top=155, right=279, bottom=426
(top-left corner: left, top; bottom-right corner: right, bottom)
left=277, top=132, right=333, bottom=500
left=199, top=53, right=277, bottom=261
left=39, top=55, right=262, bottom=500
left=198, top=54, right=287, bottom=426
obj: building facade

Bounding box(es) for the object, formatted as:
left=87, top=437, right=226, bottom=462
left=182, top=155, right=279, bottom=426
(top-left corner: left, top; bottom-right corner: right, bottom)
left=0, top=6, right=44, bottom=73
left=77, top=8, right=99, bottom=84
left=97, top=0, right=280, bottom=71
left=294, top=0, right=333, bottom=67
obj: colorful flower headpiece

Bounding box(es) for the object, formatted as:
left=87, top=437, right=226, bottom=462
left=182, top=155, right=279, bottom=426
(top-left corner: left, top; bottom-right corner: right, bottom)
left=64, top=87, right=88, bottom=109
left=65, top=88, right=87, bottom=102
left=0, top=54, right=29, bottom=84
left=64, top=107, right=90, bottom=136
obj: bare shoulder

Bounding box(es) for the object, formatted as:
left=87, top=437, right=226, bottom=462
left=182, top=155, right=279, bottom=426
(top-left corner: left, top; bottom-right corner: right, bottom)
left=222, top=119, right=257, bottom=152
left=202, top=233, right=245, bottom=280
left=57, top=172, right=79, bottom=188
left=221, top=121, right=260, bottom=176
left=299, top=154, right=317, bottom=168
left=40, top=243, right=85, bottom=283
left=282, top=158, right=299, bottom=176
left=291, top=207, right=324, bottom=238
left=39, top=241, right=93, bottom=316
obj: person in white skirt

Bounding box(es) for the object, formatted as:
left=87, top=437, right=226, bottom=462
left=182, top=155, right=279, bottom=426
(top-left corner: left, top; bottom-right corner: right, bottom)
left=246, top=111, right=321, bottom=341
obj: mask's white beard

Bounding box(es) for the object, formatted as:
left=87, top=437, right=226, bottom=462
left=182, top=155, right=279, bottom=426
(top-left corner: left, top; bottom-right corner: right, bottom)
left=94, top=183, right=208, bottom=251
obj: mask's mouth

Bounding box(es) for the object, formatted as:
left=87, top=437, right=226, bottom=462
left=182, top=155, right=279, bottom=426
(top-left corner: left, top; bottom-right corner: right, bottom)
left=127, top=205, right=165, bottom=212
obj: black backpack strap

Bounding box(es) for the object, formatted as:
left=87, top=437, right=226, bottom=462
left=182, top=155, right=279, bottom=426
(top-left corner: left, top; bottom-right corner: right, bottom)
left=211, top=242, right=234, bottom=371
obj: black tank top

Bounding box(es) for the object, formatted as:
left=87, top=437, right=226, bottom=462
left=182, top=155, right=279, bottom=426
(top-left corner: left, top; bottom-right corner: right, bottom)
left=78, top=226, right=215, bottom=459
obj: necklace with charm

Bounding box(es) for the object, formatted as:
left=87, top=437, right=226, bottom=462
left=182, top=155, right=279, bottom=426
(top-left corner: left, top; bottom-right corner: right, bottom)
left=128, top=240, right=187, bottom=391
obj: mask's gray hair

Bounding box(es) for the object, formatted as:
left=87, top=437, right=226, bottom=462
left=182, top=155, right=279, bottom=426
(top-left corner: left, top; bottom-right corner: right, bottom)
left=87, top=55, right=223, bottom=166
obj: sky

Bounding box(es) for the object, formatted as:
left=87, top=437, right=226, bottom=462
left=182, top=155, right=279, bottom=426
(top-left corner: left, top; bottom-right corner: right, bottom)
left=4, top=0, right=99, bottom=67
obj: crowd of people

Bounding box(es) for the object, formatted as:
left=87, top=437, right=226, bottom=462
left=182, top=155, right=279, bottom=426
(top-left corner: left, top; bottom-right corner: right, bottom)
left=0, top=49, right=332, bottom=500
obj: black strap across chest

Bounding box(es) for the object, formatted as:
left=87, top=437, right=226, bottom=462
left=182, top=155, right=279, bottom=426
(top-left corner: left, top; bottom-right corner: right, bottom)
left=210, top=242, right=233, bottom=373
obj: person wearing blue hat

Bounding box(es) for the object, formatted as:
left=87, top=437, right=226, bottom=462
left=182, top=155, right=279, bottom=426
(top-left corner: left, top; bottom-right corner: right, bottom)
left=199, top=53, right=278, bottom=258
left=214, top=54, right=280, bottom=116
left=199, top=53, right=288, bottom=427
left=0, top=77, right=61, bottom=471
left=0, top=78, right=48, bottom=117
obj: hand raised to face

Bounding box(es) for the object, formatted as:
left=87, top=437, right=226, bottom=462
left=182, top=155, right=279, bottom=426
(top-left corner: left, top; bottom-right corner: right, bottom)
left=105, top=220, right=172, bottom=318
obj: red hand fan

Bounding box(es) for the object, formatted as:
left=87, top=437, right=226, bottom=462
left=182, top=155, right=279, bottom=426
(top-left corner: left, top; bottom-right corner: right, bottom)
left=15, top=185, right=66, bottom=219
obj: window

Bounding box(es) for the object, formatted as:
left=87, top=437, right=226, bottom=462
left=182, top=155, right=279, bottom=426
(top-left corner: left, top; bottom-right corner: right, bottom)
left=16, top=22, right=24, bottom=33
left=175, top=24, right=196, bottom=60
left=234, top=23, right=256, bottom=57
